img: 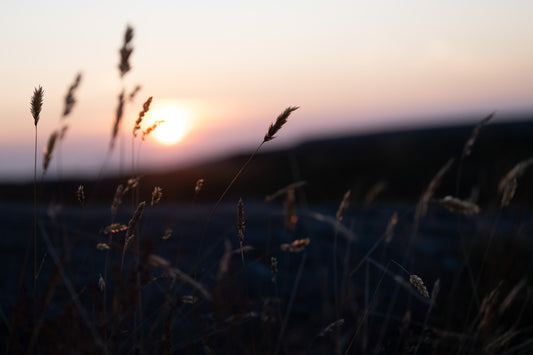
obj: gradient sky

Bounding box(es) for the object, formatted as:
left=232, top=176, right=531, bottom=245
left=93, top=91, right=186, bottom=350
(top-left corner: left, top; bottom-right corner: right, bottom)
left=2, top=1, right=533, bottom=181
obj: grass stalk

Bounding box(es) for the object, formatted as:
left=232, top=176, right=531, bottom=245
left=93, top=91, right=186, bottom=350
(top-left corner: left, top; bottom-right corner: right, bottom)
left=194, top=106, right=298, bottom=279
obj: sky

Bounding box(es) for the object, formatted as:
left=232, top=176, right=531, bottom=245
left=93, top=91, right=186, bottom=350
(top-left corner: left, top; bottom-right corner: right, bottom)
left=1, top=0, right=533, bottom=181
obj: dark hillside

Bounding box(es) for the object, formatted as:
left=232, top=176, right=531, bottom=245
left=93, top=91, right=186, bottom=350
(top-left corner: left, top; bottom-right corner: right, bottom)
left=1, top=118, right=532, bottom=205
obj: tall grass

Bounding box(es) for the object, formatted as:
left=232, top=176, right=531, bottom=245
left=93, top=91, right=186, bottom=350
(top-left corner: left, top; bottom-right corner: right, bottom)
left=29, top=86, right=44, bottom=322
left=5, top=25, right=533, bottom=355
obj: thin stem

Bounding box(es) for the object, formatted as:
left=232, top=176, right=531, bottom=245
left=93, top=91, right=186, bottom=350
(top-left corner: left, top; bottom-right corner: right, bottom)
left=33, top=126, right=38, bottom=312
left=193, top=142, right=263, bottom=279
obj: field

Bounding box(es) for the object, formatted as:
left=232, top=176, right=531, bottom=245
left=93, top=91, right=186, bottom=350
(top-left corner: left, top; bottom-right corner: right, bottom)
left=1, top=25, right=533, bottom=354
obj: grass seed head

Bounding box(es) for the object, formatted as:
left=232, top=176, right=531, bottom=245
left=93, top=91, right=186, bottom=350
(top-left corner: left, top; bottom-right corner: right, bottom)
left=118, top=25, right=134, bottom=78
left=103, top=223, right=128, bottom=234
left=237, top=198, right=245, bottom=243
left=111, top=184, right=125, bottom=219
left=461, top=112, right=494, bottom=159
left=281, top=238, right=310, bottom=252
left=98, top=274, right=105, bottom=292
left=410, top=274, right=429, bottom=298
left=263, top=106, right=299, bottom=142
left=498, top=158, right=533, bottom=208
left=151, top=186, right=163, bottom=206
left=336, top=189, right=351, bottom=222
left=142, top=120, right=164, bottom=140
left=43, top=131, right=59, bottom=173
left=133, top=96, right=153, bottom=137
left=110, top=90, right=125, bottom=149
left=364, top=181, right=387, bottom=208
left=96, top=243, right=111, bottom=251
left=181, top=295, right=199, bottom=304
left=77, top=185, right=85, bottom=207
left=270, top=257, right=278, bottom=282
left=385, top=211, right=398, bottom=244
left=195, top=178, right=205, bottom=196
left=30, top=86, right=44, bottom=126
left=63, top=73, right=82, bottom=117
left=438, top=196, right=480, bottom=215
left=162, top=227, right=172, bottom=240
left=126, top=201, right=146, bottom=239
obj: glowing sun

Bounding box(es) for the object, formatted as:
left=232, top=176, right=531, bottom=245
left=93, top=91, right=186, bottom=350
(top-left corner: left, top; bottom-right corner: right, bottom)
left=147, top=105, right=190, bottom=146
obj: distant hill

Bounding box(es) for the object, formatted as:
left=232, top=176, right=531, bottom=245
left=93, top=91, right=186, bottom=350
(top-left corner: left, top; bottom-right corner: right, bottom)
left=2, top=118, right=532, bottom=206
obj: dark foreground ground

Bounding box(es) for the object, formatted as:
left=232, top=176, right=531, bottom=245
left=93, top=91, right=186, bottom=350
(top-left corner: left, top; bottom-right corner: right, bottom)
left=1, top=118, right=533, bottom=354
left=1, top=198, right=532, bottom=354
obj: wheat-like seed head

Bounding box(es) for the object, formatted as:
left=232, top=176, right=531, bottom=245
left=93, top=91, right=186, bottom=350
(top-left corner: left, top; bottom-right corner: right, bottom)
left=263, top=106, right=299, bottom=142
left=180, top=295, right=199, bottom=304
left=438, top=196, right=480, bottom=215
left=103, top=223, right=127, bottom=234
left=98, top=274, right=105, bottom=292
left=237, top=198, right=245, bottom=243
left=385, top=211, right=398, bottom=244
left=336, top=189, right=351, bottom=222
left=110, top=91, right=125, bottom=149
left=281, top=238, right=310, bottom=252
left=43, top=131, right=59, bottom=173
left=151, top=186, right=163, bottom=206
left=30, top=86, right=44, bottom=126
left=364, top=181, right=387, bottom=208
left=118, top=25, right=134, bottom=78
left=63, top=73, right=82, bottom=117
left=461, top=113, right=494, bottom=159
left=126, top=201, right=146, bottom=239
left=122, top=201, right=146, bottom=271
left=77, top=185, right=85, bottom=207
left=133, top=96, right=153, bottom=137
left=147, top=254, right=171, bottom=268
left=125, top=176, right=141, bottom=192
left=162, top=227, right=172, bottom=240
left=409, top=274, right=429, bottom=298
left=111, top=184, right=125, bottom=220
left=142, top=120, right=164, bottom=140
left=498, top=158, right=533, bottom=207
left=270, top=257, right=278, bottom=282
left=194, top=178, right=205, bottom=196
left=96, top=243, right=111, bottom=251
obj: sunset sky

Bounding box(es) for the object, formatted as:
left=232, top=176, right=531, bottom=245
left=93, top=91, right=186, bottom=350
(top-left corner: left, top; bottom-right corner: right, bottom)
left=1, top=1, right=533, bottom=181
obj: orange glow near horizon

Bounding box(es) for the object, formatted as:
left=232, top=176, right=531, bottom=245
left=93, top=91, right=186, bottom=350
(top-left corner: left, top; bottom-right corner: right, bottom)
left=145, top=102, right=192, bottom=146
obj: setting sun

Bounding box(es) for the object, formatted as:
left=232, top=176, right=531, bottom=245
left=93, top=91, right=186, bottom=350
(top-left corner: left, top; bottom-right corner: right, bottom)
left=146, top=105, right=190, bottom=146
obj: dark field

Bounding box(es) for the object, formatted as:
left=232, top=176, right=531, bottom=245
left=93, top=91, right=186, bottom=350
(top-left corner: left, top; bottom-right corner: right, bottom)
left=1, top=120, right=533, bottom=354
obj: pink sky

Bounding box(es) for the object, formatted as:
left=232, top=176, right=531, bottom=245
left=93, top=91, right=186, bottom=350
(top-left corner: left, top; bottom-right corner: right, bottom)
left=2, top=1, right=533, bottom=181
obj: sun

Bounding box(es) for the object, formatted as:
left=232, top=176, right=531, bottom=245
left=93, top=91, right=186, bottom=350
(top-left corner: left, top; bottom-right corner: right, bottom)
left=146, top=105, right=190, bottom=146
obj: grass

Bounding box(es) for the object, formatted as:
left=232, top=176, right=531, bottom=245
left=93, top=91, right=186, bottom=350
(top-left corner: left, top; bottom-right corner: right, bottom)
left=3, top=25, right=533, bottom=354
